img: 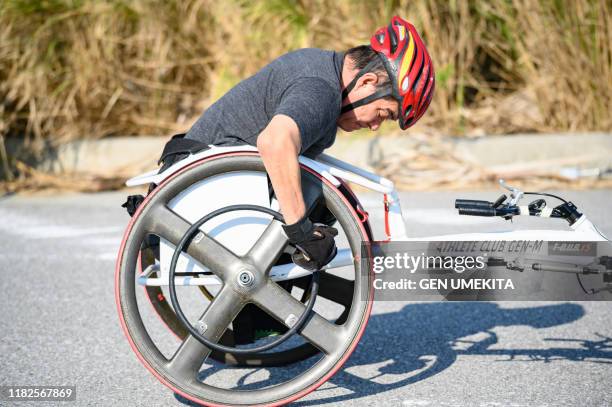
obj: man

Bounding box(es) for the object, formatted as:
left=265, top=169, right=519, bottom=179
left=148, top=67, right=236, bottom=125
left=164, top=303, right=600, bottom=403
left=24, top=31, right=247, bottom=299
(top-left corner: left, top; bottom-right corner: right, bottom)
left=159, top=15, right=435, bottom=271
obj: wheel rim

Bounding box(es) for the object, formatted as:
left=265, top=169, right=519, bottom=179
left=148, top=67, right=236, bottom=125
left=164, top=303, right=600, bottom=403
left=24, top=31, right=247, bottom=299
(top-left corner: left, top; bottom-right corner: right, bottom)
left=116, top=154, right=373, bottom=406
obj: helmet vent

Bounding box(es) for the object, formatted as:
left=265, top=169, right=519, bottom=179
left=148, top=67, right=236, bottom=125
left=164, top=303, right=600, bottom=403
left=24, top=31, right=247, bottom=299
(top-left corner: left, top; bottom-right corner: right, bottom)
left=387, top=24, right=398, bottom=53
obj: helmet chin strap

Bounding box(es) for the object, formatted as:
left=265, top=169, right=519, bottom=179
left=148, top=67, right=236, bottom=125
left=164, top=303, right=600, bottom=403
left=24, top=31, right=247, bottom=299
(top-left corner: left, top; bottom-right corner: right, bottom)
left=341, top=58, right=394, bottom=114
left=341, top=87, right=392, bottom=114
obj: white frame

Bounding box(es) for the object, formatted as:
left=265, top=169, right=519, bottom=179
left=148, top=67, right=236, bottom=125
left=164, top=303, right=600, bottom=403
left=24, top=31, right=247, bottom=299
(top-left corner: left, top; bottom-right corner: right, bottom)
left=126, top=146, right=608, bottom=286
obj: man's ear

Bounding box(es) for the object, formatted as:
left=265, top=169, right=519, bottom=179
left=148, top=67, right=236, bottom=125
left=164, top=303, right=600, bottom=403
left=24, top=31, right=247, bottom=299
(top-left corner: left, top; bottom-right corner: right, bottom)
left=357, top=72, right=380, bottom=90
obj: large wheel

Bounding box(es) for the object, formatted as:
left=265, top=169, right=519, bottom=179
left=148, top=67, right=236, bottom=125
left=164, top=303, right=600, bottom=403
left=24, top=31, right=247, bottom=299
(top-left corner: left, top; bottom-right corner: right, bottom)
left=139, top=180, right=362, bottom=368
left=116, top=153, right=374, bottom=406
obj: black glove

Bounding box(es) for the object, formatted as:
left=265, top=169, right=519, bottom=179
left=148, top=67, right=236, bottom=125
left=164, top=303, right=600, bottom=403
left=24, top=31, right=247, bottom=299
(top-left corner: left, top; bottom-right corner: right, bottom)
left=282, top=216, right=338, bottom=271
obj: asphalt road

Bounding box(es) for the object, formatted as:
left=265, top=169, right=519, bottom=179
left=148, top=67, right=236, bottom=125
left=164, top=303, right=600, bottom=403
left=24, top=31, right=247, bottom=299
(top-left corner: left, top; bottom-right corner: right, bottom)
left=0, top=188, right=610, bottom=406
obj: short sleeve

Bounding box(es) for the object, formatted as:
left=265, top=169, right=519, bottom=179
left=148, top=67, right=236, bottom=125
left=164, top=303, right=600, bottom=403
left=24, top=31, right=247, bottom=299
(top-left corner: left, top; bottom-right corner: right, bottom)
left=274, top=77, right=340, bottom=155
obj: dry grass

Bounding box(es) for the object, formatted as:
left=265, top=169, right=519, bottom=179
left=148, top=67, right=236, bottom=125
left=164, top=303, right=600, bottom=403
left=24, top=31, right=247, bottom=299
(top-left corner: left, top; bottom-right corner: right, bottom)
left=0, top=0, right=610, bottom=182
left=0, top=161, right=126, bottom=193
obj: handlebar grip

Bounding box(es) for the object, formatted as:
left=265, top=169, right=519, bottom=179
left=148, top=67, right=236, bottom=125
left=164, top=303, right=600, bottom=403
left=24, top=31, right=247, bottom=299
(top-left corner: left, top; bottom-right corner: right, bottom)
left=457, top=205, right=497, bottom=217
left=455, top=199, right=492, bottom=209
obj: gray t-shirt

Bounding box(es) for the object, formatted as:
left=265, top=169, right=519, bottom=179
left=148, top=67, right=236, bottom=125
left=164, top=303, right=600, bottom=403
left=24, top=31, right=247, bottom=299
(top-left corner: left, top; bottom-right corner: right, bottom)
left=185, top=48, right=344, bottom=158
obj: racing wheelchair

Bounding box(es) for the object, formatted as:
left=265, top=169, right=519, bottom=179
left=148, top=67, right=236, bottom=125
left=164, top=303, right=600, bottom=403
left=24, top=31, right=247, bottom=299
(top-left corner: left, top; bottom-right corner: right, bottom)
left=116, top=144, right=610, bottom=406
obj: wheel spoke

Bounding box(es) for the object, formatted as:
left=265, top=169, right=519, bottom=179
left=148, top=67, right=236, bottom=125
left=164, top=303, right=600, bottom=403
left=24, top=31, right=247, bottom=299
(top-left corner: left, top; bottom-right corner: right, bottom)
left=166, top=285, right=245, bottom=379
left=146, top=204, right=241, bottom=279
left=252, top=280, right=345, bottom=355
left=246, top=220, right=288, bottom=273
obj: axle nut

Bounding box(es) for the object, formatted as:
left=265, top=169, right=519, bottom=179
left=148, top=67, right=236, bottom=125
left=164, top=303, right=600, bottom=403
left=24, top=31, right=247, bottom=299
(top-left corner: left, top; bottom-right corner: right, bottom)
left=237, top=270, right=255, bottom=287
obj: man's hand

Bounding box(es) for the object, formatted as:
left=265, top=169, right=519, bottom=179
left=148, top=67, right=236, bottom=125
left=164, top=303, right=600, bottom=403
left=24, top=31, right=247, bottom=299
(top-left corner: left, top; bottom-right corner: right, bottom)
left=283, top=216, right=338, bottom=271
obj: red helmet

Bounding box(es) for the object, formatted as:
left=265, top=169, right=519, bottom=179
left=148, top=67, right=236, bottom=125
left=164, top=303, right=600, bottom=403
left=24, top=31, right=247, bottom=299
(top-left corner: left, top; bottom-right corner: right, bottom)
left=341, top=16, right=435, bottom=130
left=372, top=16, right=435, bottom=129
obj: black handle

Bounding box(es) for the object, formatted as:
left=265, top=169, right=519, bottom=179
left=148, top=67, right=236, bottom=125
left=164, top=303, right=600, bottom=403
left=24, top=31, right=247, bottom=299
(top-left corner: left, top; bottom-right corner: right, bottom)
left=457, top=205, right=497, bottom=217
left=492, top=194, right=507, bottom=208
left=454, top=199, right=492, bottom=209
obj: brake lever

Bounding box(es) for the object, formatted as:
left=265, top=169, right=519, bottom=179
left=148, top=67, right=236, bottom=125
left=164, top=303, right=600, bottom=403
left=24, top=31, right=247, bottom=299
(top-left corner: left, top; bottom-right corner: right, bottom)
left=499, top=179, right=524, bottom=206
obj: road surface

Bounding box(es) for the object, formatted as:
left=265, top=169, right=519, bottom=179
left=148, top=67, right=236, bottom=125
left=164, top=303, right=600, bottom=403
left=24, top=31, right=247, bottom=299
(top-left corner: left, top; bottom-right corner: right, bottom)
left=0, top=189, right=610, bottom=406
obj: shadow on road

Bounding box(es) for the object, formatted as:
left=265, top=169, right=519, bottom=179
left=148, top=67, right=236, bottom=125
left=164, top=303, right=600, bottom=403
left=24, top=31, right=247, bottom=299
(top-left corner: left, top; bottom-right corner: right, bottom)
left=295, top=302, right=612, bottom=405
left=177, top=302, right=612, bottom=406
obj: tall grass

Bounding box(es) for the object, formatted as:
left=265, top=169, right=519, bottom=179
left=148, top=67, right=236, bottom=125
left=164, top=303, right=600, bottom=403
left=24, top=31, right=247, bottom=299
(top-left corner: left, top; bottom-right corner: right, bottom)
left=0, top=0, right=610, bottom=174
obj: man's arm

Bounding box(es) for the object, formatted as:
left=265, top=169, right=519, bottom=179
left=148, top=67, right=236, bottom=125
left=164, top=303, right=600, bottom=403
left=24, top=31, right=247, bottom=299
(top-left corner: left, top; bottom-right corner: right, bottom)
left=256, top=114, right=338, bottom=271
left=256, top=114, right=305, bottom=225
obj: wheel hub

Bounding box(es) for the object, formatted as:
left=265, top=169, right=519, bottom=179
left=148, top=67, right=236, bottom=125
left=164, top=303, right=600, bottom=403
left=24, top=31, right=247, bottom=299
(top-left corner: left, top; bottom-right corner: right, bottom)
left=237, top=269, right=255, bottom=287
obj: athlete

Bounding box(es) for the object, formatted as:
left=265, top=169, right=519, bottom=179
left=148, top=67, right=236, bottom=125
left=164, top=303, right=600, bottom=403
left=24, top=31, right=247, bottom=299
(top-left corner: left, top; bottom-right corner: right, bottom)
left=158, top=15, right=435, bottom=272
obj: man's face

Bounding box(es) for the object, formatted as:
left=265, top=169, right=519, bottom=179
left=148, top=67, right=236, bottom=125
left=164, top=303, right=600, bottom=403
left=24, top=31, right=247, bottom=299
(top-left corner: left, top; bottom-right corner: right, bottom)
left=337, top=98, right=399, bottom=132
left=337, top=72, right=399, bottom=132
